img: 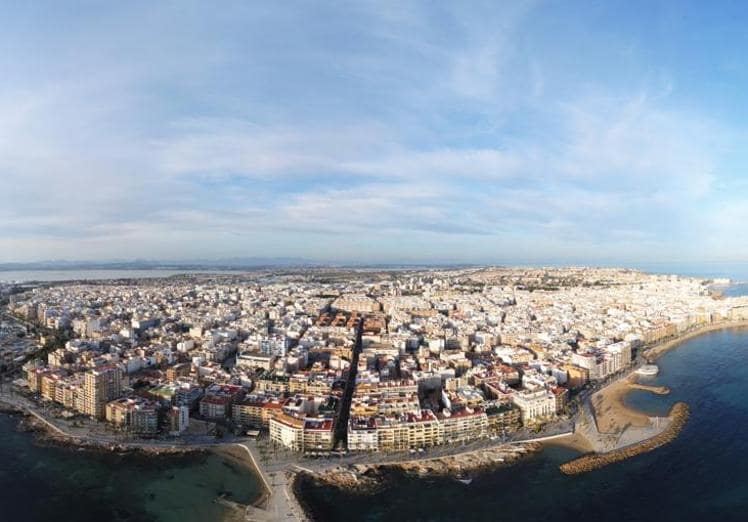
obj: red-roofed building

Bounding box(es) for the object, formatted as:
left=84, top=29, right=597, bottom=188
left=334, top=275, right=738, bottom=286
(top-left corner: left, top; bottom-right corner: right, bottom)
left=439, top=407, right=488, bottom=444
left=302, top=418, right=334, bottom=451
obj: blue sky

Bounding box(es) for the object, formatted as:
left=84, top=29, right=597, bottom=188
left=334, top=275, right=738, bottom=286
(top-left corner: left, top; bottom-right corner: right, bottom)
left=2, top=1, right=748, bottom=264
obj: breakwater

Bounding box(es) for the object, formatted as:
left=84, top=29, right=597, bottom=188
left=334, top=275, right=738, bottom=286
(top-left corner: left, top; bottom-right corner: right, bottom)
left=559, top=402, right=690, bottom=475
left=295, top=328, right=748, bottom=522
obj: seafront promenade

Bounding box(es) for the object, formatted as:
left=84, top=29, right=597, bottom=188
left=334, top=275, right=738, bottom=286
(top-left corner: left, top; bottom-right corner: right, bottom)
left=0, top=385, right=308, bottom=521
left=219, top=443, right=309, bottom=522
left=4, top=316, right=748, bottom=520
left=642, top=319, right=748, bottom=359
left=555, top=320, right=748, bottom=464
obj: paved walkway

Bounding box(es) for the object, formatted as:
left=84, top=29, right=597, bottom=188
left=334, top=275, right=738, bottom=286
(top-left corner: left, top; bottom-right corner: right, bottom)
left=0, top=391, right=307, bottom=522
left=234, top=442, right=308, bottom=522
left=0, top=385, right=243, bottom=450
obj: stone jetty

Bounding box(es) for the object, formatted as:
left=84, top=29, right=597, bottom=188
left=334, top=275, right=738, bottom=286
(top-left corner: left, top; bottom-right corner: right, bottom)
left=559, top=402, right=690, bottom=475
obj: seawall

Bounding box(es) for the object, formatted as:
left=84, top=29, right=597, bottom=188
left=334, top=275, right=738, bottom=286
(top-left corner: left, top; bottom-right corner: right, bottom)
left=559, top=402, right=690, bottom=475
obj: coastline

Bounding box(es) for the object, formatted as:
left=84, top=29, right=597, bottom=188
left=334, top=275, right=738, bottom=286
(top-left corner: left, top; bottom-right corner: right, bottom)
left=0, top=405, right=271, bottom=522
left=210, top=444, right=274, bottom=522
left=5, top=320, right=748, bottom=521
left=211, top=442, right=310, bottom=522
left=308, top=441, right=543, bottom=488
left=642, top=320, right=748, bottom=360
left=292, top=442, right=543, bottom=521
left=550, top=320, right=748, bottom=471
left=559, top=402, right=690, bottom=475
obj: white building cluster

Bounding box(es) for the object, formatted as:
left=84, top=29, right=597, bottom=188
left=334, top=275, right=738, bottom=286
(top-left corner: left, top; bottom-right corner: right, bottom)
left=7, top=267, right=748, bottom=449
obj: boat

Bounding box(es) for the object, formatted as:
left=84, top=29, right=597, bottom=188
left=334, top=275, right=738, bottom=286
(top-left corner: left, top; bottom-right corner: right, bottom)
left=635, top=364, right=659, bottom=377
left=455, top=477, right=473, bottom=485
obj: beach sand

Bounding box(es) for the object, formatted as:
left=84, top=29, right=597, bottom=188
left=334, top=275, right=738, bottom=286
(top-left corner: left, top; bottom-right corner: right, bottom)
left=586, top=321, right=748, bottom=437
left=591, top=377, right=669, bottom=434
left=545, top=431, right=594, bottom=453
left=589, top=321, right=748, bottom=436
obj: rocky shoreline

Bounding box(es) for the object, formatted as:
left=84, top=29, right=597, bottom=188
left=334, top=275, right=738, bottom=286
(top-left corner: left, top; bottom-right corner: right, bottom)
left=25, top=417, right=202, bottom=456
left=297, top=442, right=542, bottom=495
left=0, top=400, right=201, bottom=457
left=5, top=321, right=746, bottom=522
left=559, top=402, right=690, bottom=475
left=0, top=400, right=22, bottom=414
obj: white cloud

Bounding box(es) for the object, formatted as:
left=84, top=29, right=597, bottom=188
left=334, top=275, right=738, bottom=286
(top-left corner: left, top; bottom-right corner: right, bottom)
left=0, top=2, right=743, bottom=263
left=557, top=93, right=718, bottom=198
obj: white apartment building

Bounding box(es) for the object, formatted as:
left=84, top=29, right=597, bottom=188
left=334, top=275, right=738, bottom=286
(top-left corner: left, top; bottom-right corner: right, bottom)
left=511, top=389, right=556, bottom=424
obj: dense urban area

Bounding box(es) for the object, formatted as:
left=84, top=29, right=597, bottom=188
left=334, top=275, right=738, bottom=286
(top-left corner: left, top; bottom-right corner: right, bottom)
left=2, top=268, right=747, bottom=455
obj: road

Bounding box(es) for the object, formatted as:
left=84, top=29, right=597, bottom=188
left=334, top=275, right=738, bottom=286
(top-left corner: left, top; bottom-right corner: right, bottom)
left=332, top=316, right=363, bottom=449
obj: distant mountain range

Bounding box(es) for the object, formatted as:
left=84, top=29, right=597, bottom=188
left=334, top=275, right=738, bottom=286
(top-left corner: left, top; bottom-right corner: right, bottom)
left=0, top=257, right=321, bottom=271
left=0, top=258, right=477, bottom=271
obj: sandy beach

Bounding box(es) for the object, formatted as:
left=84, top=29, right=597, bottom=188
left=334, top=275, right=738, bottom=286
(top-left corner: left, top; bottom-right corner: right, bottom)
left=591, top=377, right=669, bottom=433
left=212, top=442, right=310, bottom=522
left=588, top=320, right=748, bottom=439
left=551, top=320, right=748, bottom=470
left=560, top=402, right=690, bottom=475
left=643, top=320, right=748, bottom=360
left=545, top=431, right=595, bottom=452
left=211, top=444, right=269, bottom=504
left=210, top=444, right=273, bottom=521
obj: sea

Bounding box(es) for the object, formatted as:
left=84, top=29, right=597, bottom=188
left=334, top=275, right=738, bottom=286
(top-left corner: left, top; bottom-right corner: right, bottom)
left=2, top=265, right=748, bottom=521
left=298, top=327, right=748, bottom=522
left=2, top=262, right=748, bottom=283
left=0, top=415, right=262, bottom=521
left=0, top=269, right=235, bottom=283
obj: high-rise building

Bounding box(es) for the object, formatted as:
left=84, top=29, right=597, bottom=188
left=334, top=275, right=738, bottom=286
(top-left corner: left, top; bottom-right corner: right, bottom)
left=83, top=365, right=123, bottom=419
left=168, top=405, right=190, bottom=435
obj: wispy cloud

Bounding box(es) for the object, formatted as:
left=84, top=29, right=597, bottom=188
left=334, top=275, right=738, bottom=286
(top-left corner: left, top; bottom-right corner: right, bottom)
left=1, top=1, right=745, bottom=263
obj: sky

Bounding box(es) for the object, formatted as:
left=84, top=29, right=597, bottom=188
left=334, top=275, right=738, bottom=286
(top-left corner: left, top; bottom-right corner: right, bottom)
left=2, top=1, right=748, bottom=265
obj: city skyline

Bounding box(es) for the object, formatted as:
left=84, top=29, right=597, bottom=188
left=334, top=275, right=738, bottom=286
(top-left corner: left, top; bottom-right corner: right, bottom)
left=3, top=1, right=748, bottom=264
